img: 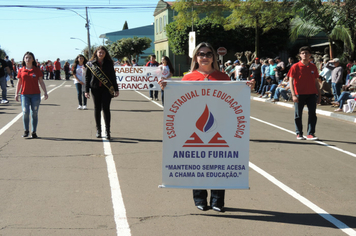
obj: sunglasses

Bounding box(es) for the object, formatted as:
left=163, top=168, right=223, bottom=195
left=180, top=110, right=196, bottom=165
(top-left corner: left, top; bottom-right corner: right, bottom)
left=197, top=51, right=214, bottom=58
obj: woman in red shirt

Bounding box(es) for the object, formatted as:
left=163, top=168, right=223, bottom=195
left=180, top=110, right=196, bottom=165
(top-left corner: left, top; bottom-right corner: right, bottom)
left=15, top=52, right=48, bottom=138
left=159, top=42, right=229, bottom=212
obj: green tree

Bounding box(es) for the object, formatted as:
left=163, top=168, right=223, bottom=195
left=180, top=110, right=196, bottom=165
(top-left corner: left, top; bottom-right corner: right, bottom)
left=108, top=36, right=151, bottom=62
left=83, top=45, right=95, bottom=60
left=290, top=0, right=353, bottom=59
left=0, top=48, right=6, bottom=59
left=171, top=0, right=292, bottom=57
left=122, top=21, right=129, bottom=30
left=166, top=17, right=289, bottom=58
left=223, top=0, right=292, bottom=57
left=341, top=0, right=356, bottom=59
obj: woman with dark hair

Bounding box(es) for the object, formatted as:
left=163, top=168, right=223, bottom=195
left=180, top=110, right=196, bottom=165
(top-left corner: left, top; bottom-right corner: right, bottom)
left=85, top=46, right=119, bottom=140
left=159, top=56, right=174, bottom=106
left=63, top=61, right=71, bottom=80
left=72, top=54, right=88, bottom=110
left=15, top=51, right=48, bottom=138
left=159, top=42, right=230, bottom=212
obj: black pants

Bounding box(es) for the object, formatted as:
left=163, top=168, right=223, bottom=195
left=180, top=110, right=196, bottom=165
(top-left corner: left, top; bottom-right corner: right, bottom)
left=294, top=94, right=317, bottom=136
left=91, top=87, right=112, bottom=132
left=193, top=189, right=225, bottom=208
left=55, top=70, right=60, bottom=80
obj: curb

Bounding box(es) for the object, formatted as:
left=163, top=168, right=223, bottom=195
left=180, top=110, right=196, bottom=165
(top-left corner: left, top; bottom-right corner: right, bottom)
left=250, top=96, right=356, bottom=124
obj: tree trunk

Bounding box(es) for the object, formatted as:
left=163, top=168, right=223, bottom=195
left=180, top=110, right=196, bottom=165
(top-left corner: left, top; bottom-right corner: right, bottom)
left=329, top=38, right=334, bottom=59
left=255, top=17, right=260, bottom=58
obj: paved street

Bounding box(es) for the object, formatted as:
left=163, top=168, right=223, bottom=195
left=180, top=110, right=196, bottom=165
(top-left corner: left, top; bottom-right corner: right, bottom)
left=0, top=80, right=356, bottom=236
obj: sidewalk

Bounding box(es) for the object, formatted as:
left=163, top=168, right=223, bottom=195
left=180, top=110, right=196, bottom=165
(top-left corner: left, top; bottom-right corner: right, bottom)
left=250, top=92, right=356, bottom=124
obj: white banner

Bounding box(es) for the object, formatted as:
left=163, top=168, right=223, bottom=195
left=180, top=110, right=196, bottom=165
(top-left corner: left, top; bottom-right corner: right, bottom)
left=161, top=81, right=250, bottom=189
left=115, top=66, right=162, bottom=90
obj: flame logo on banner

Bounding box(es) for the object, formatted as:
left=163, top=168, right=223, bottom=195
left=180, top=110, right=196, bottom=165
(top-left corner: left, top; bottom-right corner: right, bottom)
left=196, top=105, right=216, bottom=133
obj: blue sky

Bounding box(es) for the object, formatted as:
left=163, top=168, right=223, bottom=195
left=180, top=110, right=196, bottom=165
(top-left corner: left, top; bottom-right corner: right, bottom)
left=0, top=0, right=162, bottom=62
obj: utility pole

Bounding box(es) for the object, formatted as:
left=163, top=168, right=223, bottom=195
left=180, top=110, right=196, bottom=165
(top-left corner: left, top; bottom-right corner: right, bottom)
left=85, top=7, right=92, bottom=59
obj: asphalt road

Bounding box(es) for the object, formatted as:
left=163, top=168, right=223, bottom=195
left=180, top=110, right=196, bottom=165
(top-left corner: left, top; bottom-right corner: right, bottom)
left=0, top=80, right=355, bottom=236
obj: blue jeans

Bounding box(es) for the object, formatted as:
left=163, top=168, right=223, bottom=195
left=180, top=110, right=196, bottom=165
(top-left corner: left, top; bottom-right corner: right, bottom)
left=274, top=87, right=290, bottom=100
left=21, top=94, right=41, bottom=132
left=337, top=92, right=353, bottom=109
left=294, top=94, right=317, bottom=136
left=149, top=90, right=158, bottom=99
left=258, top=76, right=265, bottom=93
left=75, top=83, right=87, bottom=106
left=332, top=82, right=342, bottom=101
left=0, top=75, right=7, bottom=100
left=269, top=84, right=278, bottom=98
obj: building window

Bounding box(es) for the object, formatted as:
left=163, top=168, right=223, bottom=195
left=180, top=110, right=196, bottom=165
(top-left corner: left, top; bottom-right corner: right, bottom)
left=163, top=16, right=167, bottom=32
left=156, top=19, right=158, bottom=35
left=159, top=17, right=162, bottom=33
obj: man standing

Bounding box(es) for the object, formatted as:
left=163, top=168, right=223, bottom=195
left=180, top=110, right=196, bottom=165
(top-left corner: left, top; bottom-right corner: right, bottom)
left=325, top=58, right=343, bottom=101
left=249, top=57, right=261, bottom=92
left=0, top=57, right=13, bottom=104
left=146, top=55, right=159, bottom=100
left=54, top=58, right=62, bottom=80
left=4, top=56, right=14, bottom=87
left=289, top=46, right=321, bottom=141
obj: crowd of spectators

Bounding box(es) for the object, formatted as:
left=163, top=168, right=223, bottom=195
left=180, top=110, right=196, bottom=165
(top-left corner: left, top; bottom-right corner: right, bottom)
left=221, top=54, right=356, bottom=114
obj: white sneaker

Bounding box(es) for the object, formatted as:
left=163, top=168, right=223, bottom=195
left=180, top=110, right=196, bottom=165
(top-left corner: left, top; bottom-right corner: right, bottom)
left=262, top=95, right=268, bottom=98
left=77, top=105, right=82, bottom=110
left=1, top=100, right=9, bottom=104
left=82, top=105, right=87, bottom=110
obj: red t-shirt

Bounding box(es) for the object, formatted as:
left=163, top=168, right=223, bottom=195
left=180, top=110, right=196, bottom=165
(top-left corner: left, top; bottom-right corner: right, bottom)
left=17, top=67, right=43, bottom=95
left=182, top=70, right=230, bottom=81
left=54, top=61, right=61, bottom=70
left=289, top=61, right=319, bottom=95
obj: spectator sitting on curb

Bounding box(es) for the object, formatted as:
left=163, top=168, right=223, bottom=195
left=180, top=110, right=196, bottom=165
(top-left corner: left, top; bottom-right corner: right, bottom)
left=272, top=76, right=290, bottom=102
left=259, top=76, right=273, bottom=98
left=332, top=91, right=356, bottom=112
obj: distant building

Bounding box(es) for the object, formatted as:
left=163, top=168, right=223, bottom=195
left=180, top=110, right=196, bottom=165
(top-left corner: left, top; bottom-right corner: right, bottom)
left=154, top=0, right=190, bottom=76
left=99, top=25, right=154, bottom=65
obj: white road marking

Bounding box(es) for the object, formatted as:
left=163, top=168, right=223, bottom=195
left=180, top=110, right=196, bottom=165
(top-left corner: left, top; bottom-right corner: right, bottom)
left=0, top=82, right=65, bottom=136
left=100, top=117, right=131, bottom=236
left=136, top=90, right=356, bottom=236
left=64, top=85, right=72, bottom=88
left=250, top=116, right=356, bottom=158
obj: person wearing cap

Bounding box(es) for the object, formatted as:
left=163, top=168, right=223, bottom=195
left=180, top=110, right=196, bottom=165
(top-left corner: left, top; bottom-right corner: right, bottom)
left=289, top=46, right=321, bottom=141
left=274, top=56, right=285, bottom=84
left=325, top=58, right=343, bottom=101
left=224, top=60, right=233, bottom=75
left=249, top=57, right=261, bottom=92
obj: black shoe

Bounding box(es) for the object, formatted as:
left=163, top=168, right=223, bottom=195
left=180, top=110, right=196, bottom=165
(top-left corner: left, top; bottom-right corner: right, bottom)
left=31, top=132, right=38, bottom=138
left=22, top=131, right=29, bottom=138
left=196, top=205, right=208, bottom=211
left=105, top=131, right=111, bottom=140
left=212, top=206, right=224, bottom=212
left=96, top=130, right=102, bottom=138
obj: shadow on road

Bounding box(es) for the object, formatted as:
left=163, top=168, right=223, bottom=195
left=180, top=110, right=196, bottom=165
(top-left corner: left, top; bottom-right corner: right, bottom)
left=111, top=109, right=162, bottom=112
left=39, top=137, right=162, bottom=143
left=193, top=207, right=356, bottom=229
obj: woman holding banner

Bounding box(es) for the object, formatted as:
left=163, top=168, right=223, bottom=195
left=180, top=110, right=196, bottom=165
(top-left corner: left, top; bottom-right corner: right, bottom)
left=159, top=42, right=230, bottom=212
left=85, top=46, right=119, bottom=140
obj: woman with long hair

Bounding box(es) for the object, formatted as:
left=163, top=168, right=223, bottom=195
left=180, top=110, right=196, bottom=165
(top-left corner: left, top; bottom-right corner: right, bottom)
left=72, top=54, right=88, bottom=110
left=159, top=56, right=174, bottom=106
left=159, top=42, right=230, bottom=212
left=85, top=46, right=119, bottom=140
left=15, top=51, right=48, bottom=138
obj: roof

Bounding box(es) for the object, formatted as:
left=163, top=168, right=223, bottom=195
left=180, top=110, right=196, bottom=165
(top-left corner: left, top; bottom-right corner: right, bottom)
left=99, top=25, right=154, bottom=38
left=154, top=0, right=174, bottom=16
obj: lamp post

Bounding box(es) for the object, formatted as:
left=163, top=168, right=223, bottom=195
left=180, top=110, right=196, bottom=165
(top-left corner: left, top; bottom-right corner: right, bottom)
left=58, top=7, right=91, bottom=59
